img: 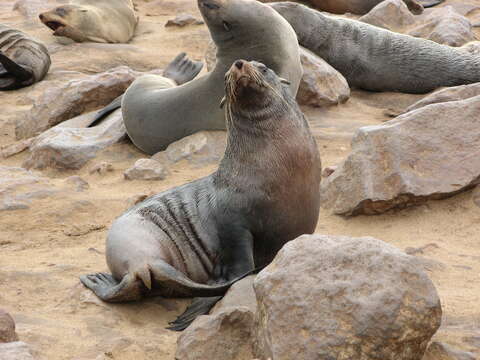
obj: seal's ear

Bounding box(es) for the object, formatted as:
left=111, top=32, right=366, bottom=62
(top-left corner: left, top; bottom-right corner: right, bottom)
left=220, top=96, right=226, bottom=109
left=280, top=78, right=291, bottom=85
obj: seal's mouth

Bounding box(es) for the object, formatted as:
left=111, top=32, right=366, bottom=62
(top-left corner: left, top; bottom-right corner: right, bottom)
left=223, top=60, right=267, bottom=107
left=46, top=21, right=64, bottom=31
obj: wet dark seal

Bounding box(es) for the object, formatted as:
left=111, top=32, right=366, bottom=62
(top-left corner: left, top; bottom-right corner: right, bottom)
left=80, top=60, right=321, bottom=331
left=0, top=25, right=51, bottom=90
left=270, top=1, right=480, bottom=94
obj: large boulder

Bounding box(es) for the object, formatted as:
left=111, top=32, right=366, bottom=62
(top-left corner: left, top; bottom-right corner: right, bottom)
left=15, top=66, right=161, bottom=139
left=0, top=310, right=18, bottom=343
left=409, top=6, right=476, bottom=47
left=321, top=95, right=480, bottom=215
left=204, top=44, right=349, bottom=107
left=0, top=342, right=36, bottom=360
left=23, top=110, right=126, bottom=170
left=175, top=276, right=256, bottom=360
left=253, top=234, right=442, bottom=360
left=360, top=0, right=416, bottom=32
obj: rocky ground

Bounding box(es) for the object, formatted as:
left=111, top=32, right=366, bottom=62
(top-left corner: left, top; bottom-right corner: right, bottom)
left=1, top=0, right=480, bottom=359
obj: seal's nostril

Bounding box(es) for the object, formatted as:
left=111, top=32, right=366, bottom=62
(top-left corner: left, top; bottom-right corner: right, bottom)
left=235, top=60, right=243, bottom=70
left=39, top=14, right=44, bottom=20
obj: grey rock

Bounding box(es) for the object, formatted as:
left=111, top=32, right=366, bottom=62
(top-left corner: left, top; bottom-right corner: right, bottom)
left=0, top=310, right=18, bottom=343
left=406, top=82, right=480, bottom=113
left=0, top=166, right=56, bottom=211
left=23, top=110, right=126, bottom=170
left=253, top=234, right=442, bottom=360
left=165, top=13, right=204, bottom=27
left=409, top=6, right=477, bottom=47
left=15, top=66, right=159, bottom=139
left=124, top=159, right=168, bottom=181
left=204, top=44, right=350, bottom=107
left=321, top=95, right=480, bottom=215
left=152, top=131, right=226, bottom=167
left=423, top=341, right=476, bottom=360
left=360, top=0, right=416, bottom=31
left=0, top=342, right=36, bottom=360
left=89, top=162, right=114, bottom=175
left=296, top=48, right=350, bottom=107
left=175, top=276, right=256, bottom=360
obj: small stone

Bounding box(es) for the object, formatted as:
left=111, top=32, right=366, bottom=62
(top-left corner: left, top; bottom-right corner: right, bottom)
left=89, top=162, right=114, bottom=175
left=0, top=139, right=33, bottom=159
left=165, top=13, right=204, bottom=27
left=423, top=341, right=476, bottom=360
left=0, top=310, right=18, bottom=343
left=322, top=165, right=337, bottom=178
left=65, top=176, right=89, bottom=192
left=124, top=159, right=169, bottom=181
left=0, top=342, right=35, bottom=360
left=125, top=193, right=154, bottom=209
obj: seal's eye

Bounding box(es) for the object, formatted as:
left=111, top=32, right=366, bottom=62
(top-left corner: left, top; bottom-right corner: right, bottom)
left=202, top=2, right=220, bottom=10
left=259, top=65, right=268, bottom=73
left=55, top=7, right=68, bottom=16
left=223, top=21, right=231, bottom=31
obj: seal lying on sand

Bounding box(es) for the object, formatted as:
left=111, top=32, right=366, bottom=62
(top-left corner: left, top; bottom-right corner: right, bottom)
left=39, top=0, right=137, bottom=43
left=92, top=0, right=302, bottom=155
left=261, top=0, right=428, bottom=15
left=0, top=25, right=51, bottom=90
left=270, top=1, right=480, bottom=93
left=80, top=60, right=321, bottom=331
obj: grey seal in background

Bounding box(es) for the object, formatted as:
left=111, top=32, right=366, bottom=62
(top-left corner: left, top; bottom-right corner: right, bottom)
left=92, top=0, right=302, bottom=155
left=0, top=25, right=51, bottom=90
left=270, top=1, right=480, bottom=94
left=39, top=0, right=138, bottom=43
left=80, top=60, right=321, bottom=331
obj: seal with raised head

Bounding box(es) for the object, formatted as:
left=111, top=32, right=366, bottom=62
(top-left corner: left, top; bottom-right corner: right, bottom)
left=270, top=1, right=480, bottom=93
left=80, top=60, right=321, bottom=331
left=39, top=0, right=138, bottom=43
left=93, top=0, right=302, bottom=155
left=0, top=25, right=51, bottom=90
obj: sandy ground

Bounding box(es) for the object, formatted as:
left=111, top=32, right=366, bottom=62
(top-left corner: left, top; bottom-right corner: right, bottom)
left=0, top=0, right=479, bottom=359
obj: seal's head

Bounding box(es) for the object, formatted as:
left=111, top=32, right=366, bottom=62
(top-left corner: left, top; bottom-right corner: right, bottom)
left=222, top=59, right=291, bottom=119
left=39, top=5, right=91, bottom=42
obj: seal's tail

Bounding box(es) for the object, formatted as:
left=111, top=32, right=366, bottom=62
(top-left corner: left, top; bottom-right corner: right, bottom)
left=88, top=95, right=123, bottom=127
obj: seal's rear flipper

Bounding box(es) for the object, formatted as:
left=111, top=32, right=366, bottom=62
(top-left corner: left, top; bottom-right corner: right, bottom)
left=88, top=95, right=123, bottom=127
left=0, top=77, right=18, bottom=91
left=80, top=272, right=145, bottom=302
left=163, top=52, right=203, bottom=85
left=0, top=51, right=32, bottom=82
left=167, top=296, right=222, bottom=331
left=418, top=0, right=445, bottom=8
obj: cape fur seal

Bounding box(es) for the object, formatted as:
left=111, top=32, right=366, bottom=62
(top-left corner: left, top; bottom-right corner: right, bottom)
left=80, top=60, right=321, bottom=331
left=39, top=0, right=138, bottom=43
left=270, top=2, right=480, bottom=93
left=259, top=0, right=445, bottom=14
left=0, top=25, right=51, bottom=90
left=92, top=0, right=302, bottom=155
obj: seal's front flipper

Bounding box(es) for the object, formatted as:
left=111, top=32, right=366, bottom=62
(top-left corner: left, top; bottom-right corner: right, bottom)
left=167, top=296, right=222, bottom=331
left=0, top=78, right=16, bottom=90
left=88, top=95, right=123, bottom=127
left=163, top=52, right=203, bottom=85
left=0, top=51, right=32, bottom=82
left=79, top=272, right=145, bottom=302
left=418, top=0, right=445, bottom=8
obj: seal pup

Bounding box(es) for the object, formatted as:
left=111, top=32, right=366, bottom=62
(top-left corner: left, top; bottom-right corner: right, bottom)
left=80, top=60, right=321, bottom=331
left=0, top=25, right=51, bottom=90
left=260, top=0, right=426, bottom=14
left=270, top=2, right=480, bottom=93
left=92, top=0, right=302, bottom=155
left=39, top=0, right=138, bottom=43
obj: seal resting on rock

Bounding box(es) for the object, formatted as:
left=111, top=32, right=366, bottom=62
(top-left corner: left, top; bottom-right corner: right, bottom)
left=270, top=1, right=480, bottom=93
left=92, top=0, right=302, bottom=155
left=0, top=25, right=51, bottom=90
left=80, top=60, right=321, bottom=331
left=39, top=0, right=138, bottom=43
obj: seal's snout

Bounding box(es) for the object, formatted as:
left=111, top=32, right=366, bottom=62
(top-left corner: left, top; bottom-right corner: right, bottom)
left=234, top=60, right=243, bottom=70
left=39, top=13, right=44, bottom=21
